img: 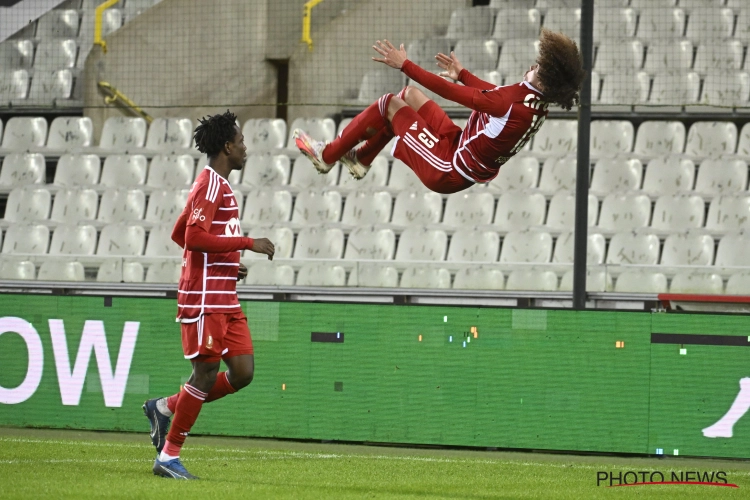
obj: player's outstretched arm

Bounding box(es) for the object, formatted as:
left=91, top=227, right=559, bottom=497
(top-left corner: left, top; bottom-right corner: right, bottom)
left=372, top=39, right=407, bottom=69
left=249, top=238, right=275, bottom=261
left=436, top=51, right=495, bottom=91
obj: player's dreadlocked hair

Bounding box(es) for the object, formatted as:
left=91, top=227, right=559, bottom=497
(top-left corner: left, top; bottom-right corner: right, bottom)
left=535, top=29, right=586, bottom=111
left=193, top=110, right=238, bottom=157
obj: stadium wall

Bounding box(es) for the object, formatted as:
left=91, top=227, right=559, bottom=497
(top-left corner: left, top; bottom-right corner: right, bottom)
left=1, top=295, right=750, bottom=459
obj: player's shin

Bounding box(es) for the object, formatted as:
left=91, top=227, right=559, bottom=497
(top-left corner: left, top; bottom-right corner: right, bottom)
left=160, top=383, right=207, bottom=460
left=322, top=93, right=393, bottom=164
left=357, top=128, right=394, bottom=166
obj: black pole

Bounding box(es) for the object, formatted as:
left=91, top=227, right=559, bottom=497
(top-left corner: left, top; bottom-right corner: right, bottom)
left=573, top=0, right=594, bottom=310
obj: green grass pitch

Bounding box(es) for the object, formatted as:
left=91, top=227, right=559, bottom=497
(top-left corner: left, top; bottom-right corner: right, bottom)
left=1, top=428, right=749, bottom=499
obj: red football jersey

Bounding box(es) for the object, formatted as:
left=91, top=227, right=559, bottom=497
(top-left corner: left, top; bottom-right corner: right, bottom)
left=401, top=61, right=549, bottom=184
left=176, top=166, right=243, bottom=321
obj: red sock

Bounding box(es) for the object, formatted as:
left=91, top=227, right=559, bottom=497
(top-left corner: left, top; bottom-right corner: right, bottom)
left=163, top=383, right=206, bottom=457
left=165, top=372, right=236, bottom=413
left=322, top=93, right=392, bottom=164
left=356, top=128, right=394, bottom=166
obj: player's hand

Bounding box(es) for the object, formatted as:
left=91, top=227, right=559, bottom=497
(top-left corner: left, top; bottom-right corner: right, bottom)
left=372, top=39, right=407, bottom=69
left=237, top=262, right=248, bottom=281
left=436, top=51, right=464, bottom=81
left=250, top=238, right=275, bottom=261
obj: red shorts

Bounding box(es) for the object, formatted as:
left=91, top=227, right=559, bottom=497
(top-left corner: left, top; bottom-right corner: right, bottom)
left=391, top=100, right=473, bottom=194
left=181, top=311, right=254, bottom=363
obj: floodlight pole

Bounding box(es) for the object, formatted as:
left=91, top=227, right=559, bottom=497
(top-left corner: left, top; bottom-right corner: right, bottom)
left=573, top=0, right=594, bottom=310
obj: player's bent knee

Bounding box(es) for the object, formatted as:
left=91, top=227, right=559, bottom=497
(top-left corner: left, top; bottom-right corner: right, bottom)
left=230, top=369, right=254, bottom=390
left=386, top=96, right=408, bottom=122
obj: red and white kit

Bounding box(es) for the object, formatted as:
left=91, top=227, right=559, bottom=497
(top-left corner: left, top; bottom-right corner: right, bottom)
left=171, top=166, right=254, bottom=361
left=391, top=60, right=549, bottom=193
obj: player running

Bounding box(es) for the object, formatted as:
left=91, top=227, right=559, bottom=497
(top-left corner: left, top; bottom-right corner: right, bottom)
left=142, top=111, right=275, bottom=480
left=294, top=29, right=585, bottom=194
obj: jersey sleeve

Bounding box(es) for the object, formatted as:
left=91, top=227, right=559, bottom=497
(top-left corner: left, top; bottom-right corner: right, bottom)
left=186, top=177, right=221, bottom=231
left=458, top=69, right=496, bottom=91
left=171, top=207, right=189, bottom=248
left=402, top=60, right=512, bottom=117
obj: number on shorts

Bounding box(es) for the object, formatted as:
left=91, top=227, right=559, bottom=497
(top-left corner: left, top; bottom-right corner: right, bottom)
left=417, top=128, right=439, bottom=149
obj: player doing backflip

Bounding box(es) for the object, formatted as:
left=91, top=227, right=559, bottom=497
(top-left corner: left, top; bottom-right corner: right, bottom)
left=295, top=29, right=585, bottom=193
left=142, top=111, right=275, bottom=479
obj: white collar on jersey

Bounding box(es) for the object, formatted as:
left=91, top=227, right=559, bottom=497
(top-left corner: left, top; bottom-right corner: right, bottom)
left=521, top=80, right=544, bottom=94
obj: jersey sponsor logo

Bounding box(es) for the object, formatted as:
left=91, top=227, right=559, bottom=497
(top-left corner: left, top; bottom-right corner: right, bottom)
left=192, top=208, right=205, bottom=222
left=409, top=121, right=418, bottom=131
left=224, top=217, right=242, bottom=237
left=417, top=128, right=440, bottom=149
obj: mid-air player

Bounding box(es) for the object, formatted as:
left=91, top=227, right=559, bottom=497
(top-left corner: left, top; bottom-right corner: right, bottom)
left=294, top=29, right=585, bottom=193
left=143, top=111, right=275, bottom=479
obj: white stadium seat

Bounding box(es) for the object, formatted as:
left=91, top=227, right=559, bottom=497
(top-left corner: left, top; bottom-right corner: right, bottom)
left=536, top=0, right=583, bottom=10
left=0, top=40, right=34, bottom=69
left=685, top=122, right=738, bottom=157
left=505, top=269, right=558, bottom=291
left=597, top=72, right=650, bottom=111
left=597, top=192, right=651, bottom=232
left=693, top=41, right=744, bottom=76
left=738, top=123, right=750, bottom=157
left=289, top=156, right=339, bottom=190
left=661, top=232, right=715, bottom=266
left=357, top=69, right=406, bottom=103
left=400, top=266, right=451, bottom=289
left=2, top=224, right=49, bottom=254
left=387, top=159, right=426, bottom=192
left=37, top=9, right=79, bottom=38
left=694, top=73, right=750, bottom=111
left=641, top=157, right=695, bottom=195
left=145, top=118, right=193, bottom=152
left=338, top=155, right=389, bottom=190
left=0, top=259, right=36, bottom=280
left=559, top=269, right=613, bottom=292
left=489, top=156, right=539, bottom=191
left=695, top=158, right=748, bottom=195
left=493, top=191, right=546, bottom=231
left=341, top=190, right=392, bottom=226
left=642, top=41, right=693, bottom=74
left=593, top=41, right=643, bottom=76
left=490, top=0, right=536, bottom=7
left=651, top=194, right=705, bottom=232
left=296, top=263, right=346, bottom=287
left=49, top=224, right=97, bottom=255
left=97, top=223, right=145, bottom=256
left=145, top=261, right=181, bottom=284
left=544, top=191, right=599, bottom=231
left=706, top=195, right=750, bottom=232
left=1, top=117, right=47, bottom=150
left=641, top=72, right=700, bottom=112
left=243, top=261, right=295, bottom=286
left=47, top=117, right=92, bottom=151
left=715, top=233, right=750, bottom=268
left=241, top=154, right=290, bottom=188
left=552, top=232, right=606, bottom=264
left=33, top=39, right=77, bottom=69
left=97, top=188, right=146, bottom=223
left=492, top=8, right=540, bottom=41
left=50, top=188, right=98, bottom=224
left=452, top=266, right=505, bottom=290
left=633, top=121, right=686, bottom=157
left=669, top=272, right=724, bottom=294
left=446, top=6, right=495, bottom=40
left=293, top=226, right=344, bottom=259
left=447, top=228, right=500, bottom=263
left=291, top=190, right=342, bottom=225
left=286, top=118, right=336, bottom=149
left=0, top=153, right=45, bottom=188
left=538, top=155, right=576, bottom=194
left=25, top=70, right=74, bottom=105
left=590, top=158, right=643, bottom=195
left=405, top=38, right=452, bottom=67
left=0, top=70, right=30, bottom=104
left=144, top=224, right=181, bottom=257
left=3, top=186, right=51, bottom=223
left=593, top=7, right=637, bottom=42
left=543, top=8, right=581, bottom=39
left=726, top=273, right=750, bottom=295
left=98, top=117, right=147, bottom=151
left=38, top=261, right=84, bottom=282
left=590, top=120, right=634, bottom=158
left=499, top=229, right=553, bottom=263
left=242, top=119, right=287, bottom=152
left=614, top=270, right=668, bottom=293
left=347, top=263, right=399, bottom=288
left=606, top=232, right=661, bottom=266
left=96, top=260, right=144, bottom=283
left=100, top=154, right=147, bottom=187
left=146, top=154, right=195, bottom=189
left=453, top=40, right=499, bottom=71
left=531, top=119, right=577, bottom=156
left=243, top=225, right=294, bottom=260
left=496, top=39, right=540, bottom=79
left=53, top=154, right=101, bottom=186
left=442, top=191, right=495, bottom=227
left=736, top=9, right=750, bottom=45
left=636, top=8, right=686, bottom=41
left=685, top=7, right=734, bottom=42
left=344, top=226, right=395, bottom=260
left=241, top=188, right=292, bottom=225
left=395, top=227, right=448, bottom=261
left=143, top=189, right=187, bottom=224
left=391, top=190, right=443, bottom=226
